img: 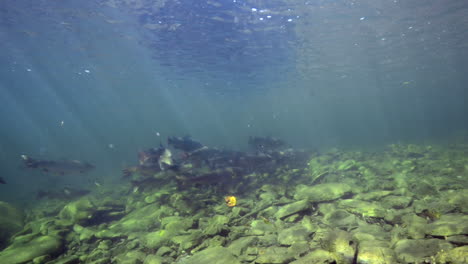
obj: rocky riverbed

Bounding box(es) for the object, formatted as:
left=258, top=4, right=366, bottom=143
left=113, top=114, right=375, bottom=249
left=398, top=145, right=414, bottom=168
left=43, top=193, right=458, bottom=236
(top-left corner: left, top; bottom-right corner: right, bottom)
left=1, top=142, right=468, bottom=263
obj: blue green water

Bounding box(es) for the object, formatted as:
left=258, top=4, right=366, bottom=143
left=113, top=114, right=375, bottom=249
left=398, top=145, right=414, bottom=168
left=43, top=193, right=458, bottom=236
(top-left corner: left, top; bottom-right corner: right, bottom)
left=1, top=0, right=467, bottom=203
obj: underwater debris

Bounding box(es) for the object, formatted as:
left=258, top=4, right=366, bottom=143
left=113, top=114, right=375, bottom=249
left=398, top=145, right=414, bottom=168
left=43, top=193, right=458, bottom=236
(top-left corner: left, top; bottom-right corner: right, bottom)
left=225, top=195, right=237, bottom=207
left=0, top=177, right=5, bottom=184
left=20, top=155, right=95, bottom=175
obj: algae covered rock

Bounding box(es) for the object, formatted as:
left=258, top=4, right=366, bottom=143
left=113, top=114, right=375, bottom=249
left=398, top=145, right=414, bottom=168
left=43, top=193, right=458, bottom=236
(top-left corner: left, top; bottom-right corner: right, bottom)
left=0, top=235, right=63, bottom=264
left=73, top=224, right=95, bottom=241
left=113, top=250, right=146, bottom=264
left=255, top=246, right=294, bottom=264
left=426, top=214, right=468, bottom=237
left=357, top=245, right=396, bottom=264
left=48, top=255, right=80, bottom=264
left=336, top=159, right=358, bottom=171
left=380, top=195, right=412, bottom=209
left=322, top=208, right=359, bottom=230
left=249, top=220, right=276, bottom=236
left=445, top=235, right=468, bottom=245
left=228, top=236, right=257, bottom=257
left=143, top=216, right=199, bottom=250
left=355, top=191, right=393, bottom=201
left=294, top=183, right=352, bottom=202
left=144, top=254, right=163, bottom=264
left=442, top=189, right=468, bottom=213
left=290, top=249, right=335, bottom=264
left=256, top=233, right=278, bottom=248
left=105, top=204, right=171, bottom=236
left=277, top=226, right=311, bottom=246
left=351, top=225, right=391, bottom=248
left=171, top=230, right=203, bottom=250
left=58, top=198, right=95, bottom=225
left=143, top=230, right=172, bottom=249
left=393, top=239, right=453, bottom=263
left=318, top=229, right=357, bottom=263
left=434, top=246, right=468, bottom=264
left=161, top=216, right=193, bottom=233
left=338, top=199, right=386, bottom=219
left=413, top=197, right=453, bottom=219
left=287, top=241, right=310, bottom=259
left=203, top=215, right=229, bottom=236
left=401, top=214, right=428, bottom=239
left=0, top=201, right=25, bottom=248
left=274, top=200, right=310, bottom=219
left=178, top=246, right=240, bottom=264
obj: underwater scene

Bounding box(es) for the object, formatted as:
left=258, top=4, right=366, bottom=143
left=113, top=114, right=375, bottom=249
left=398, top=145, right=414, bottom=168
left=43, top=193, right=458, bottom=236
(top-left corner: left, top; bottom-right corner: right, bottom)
left=1, top=0, right=468, bottom=263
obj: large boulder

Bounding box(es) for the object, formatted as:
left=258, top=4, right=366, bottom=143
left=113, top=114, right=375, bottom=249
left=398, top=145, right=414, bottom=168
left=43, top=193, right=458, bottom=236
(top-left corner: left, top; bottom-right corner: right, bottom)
left=0, top=201, right=25, bottom=249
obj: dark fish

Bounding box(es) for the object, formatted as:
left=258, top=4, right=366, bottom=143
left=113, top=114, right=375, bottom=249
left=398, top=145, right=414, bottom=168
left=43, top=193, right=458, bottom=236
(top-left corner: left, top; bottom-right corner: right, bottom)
left=138, top=148, right=162, bottom=167
left=21, top=155, right=95, bottom=175
left=248, top=136, right=286, bottom=152
left=123, top=165, right=159, bottom=178
left=37, top=187, right=90, bottom=200
left=123, top=146, right=175, bottom=178
left=138, top=146, right=173, bottom=170
left=407, top=152, right=424, bottom=158
left=0, top=177, right=5, bottom=184
left=168, top=136, right=205, bottom=152
left=175, top=168, right=237, bottom=185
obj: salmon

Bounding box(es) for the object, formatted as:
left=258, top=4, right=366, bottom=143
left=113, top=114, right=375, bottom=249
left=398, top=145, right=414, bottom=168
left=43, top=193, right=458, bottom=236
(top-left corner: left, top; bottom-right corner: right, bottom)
left=21, top=155, right=95, bottom=176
